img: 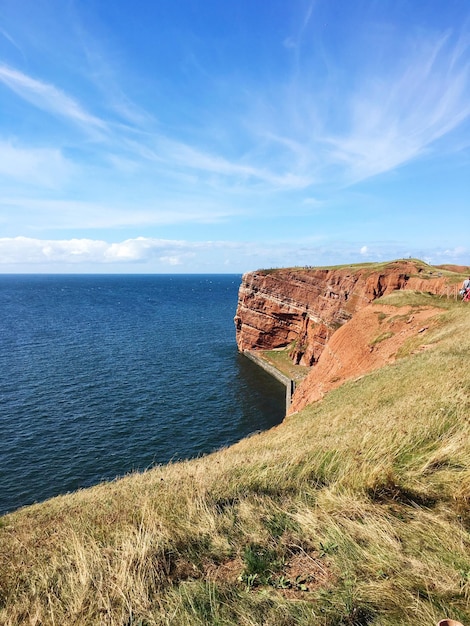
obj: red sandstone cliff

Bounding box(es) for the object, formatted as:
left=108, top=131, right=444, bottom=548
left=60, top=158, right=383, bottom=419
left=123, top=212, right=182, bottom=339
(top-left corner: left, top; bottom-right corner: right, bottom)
left=288, top=301, right=441, bottom=414
left=234, top=260, right=463, bottom=367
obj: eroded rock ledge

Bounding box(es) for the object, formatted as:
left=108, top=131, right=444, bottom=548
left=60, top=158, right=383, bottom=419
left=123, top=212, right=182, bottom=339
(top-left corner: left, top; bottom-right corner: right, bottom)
left=234, top=259, right=461, bottom=367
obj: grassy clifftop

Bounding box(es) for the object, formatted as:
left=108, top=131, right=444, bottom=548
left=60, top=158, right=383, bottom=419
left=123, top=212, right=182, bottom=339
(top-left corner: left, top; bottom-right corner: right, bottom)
left=1, top=291, right=470, bottom=625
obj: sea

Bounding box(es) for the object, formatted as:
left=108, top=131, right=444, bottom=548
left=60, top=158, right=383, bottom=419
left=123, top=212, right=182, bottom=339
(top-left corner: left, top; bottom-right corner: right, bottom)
left=0, top=274, right=285, bottom=516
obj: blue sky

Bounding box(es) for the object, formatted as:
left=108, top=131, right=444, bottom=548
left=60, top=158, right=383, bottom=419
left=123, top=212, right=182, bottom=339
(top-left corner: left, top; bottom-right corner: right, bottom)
left=0, top=0, right=469, bottom=273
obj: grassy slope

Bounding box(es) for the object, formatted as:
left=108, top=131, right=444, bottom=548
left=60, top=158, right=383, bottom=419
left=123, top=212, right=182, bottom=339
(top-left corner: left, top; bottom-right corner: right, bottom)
left=1, top=293, right=470, bottom=626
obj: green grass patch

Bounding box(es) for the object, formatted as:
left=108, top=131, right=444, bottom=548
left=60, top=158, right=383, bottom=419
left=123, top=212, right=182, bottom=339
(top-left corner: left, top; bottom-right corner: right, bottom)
left=370, top=331, right=394, bottom=346
left=261, top=347, right=311, bottom=381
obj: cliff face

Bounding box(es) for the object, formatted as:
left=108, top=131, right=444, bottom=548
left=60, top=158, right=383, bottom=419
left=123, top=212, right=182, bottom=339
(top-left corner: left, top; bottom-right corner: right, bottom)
left=234, top=260, right=460, bottom=366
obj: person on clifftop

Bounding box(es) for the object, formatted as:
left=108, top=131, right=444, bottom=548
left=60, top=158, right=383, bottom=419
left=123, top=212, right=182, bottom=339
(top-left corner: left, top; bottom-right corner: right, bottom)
left=461, top=276, right=470, bottom=300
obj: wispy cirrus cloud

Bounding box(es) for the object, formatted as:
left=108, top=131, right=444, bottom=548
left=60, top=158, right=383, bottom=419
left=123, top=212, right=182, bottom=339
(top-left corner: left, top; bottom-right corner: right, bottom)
left=0, top=27, right=26, bottom=60
left=249, top=19, right=470, bottom=189
left=0, top=62, right=314, bottom=191
left=0, top=195, right=238, bottom=230
left=160, top=139, right=314, bottom=190
left=4, top=20, right=468, bottom=199
left=1, top=7, right=470, bottom=227
left=0, top=64, right=107, bottom=137
left=319, top=30, right=470, bottom=183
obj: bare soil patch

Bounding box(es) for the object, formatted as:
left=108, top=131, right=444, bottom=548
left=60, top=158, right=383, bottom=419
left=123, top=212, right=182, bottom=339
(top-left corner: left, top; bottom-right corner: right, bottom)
left=290, top=304, right=442, bottom=413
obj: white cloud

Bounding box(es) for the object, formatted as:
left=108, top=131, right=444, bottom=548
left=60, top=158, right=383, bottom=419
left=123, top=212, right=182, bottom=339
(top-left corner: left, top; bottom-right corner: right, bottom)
left=0, top=236, right=230, bottom=266
left=159, top=255, right=185, bottom=266
left=0, top=237, right=107, bottom=264
left=439, top=246, right=469, bottom=259
left=0, top=236, right=468, bottom=272
left=104, top=237, right=186, bottom=262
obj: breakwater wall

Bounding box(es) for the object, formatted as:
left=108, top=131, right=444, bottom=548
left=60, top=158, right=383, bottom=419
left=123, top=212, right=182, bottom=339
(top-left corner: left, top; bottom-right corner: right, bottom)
left=243, top=351, right=295, bottom=413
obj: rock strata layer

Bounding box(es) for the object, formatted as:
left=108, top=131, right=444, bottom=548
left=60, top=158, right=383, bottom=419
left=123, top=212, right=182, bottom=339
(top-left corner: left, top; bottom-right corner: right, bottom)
left=234, top=260, right=461, bottom=367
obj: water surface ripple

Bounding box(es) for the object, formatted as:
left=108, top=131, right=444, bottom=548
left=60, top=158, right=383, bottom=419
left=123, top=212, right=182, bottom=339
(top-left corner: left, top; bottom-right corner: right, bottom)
left=0, top=275, right=285, bottom=515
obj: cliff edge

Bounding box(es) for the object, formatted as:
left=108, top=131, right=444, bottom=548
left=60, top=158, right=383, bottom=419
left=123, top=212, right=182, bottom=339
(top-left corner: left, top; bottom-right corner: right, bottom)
left=235, top=259, right=463, bottom=366
left=235, top=259, right=468, bottom=412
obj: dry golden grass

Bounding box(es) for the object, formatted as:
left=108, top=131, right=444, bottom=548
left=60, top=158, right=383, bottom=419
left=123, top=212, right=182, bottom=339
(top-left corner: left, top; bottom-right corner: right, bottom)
left=1, top=292, right=470, bottom=625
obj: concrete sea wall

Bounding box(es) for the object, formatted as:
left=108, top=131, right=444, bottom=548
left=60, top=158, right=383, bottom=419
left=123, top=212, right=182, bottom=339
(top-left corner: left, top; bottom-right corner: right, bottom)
left=242, top=350, right=295, bottom=413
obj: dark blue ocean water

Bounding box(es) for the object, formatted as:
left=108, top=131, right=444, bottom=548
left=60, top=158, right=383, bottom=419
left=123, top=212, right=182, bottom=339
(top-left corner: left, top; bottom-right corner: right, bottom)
left=0, top=275, right=285, bottom=515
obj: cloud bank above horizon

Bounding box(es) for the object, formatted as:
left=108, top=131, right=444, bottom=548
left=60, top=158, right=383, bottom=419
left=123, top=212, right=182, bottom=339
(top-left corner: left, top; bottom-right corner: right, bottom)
left=0, top=0, right=469, bottom=272
left=0, top=235, right=466, bottom=275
